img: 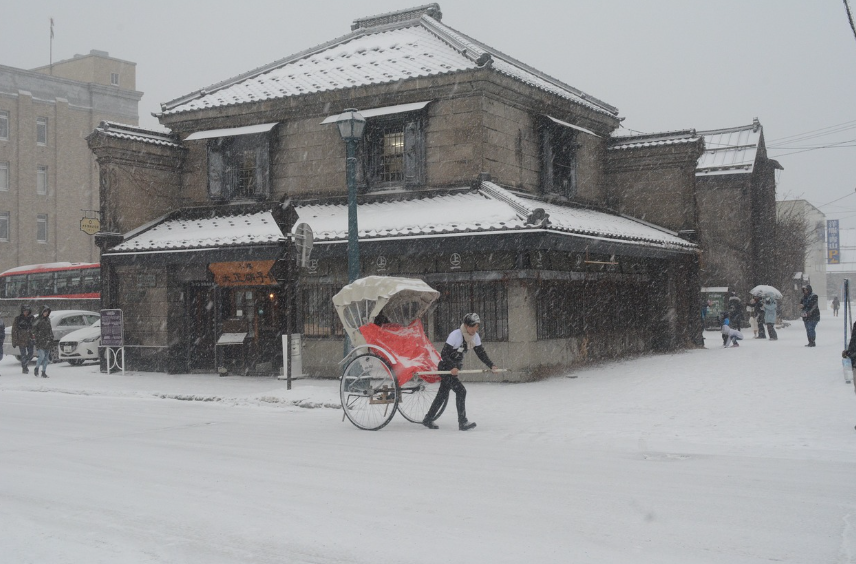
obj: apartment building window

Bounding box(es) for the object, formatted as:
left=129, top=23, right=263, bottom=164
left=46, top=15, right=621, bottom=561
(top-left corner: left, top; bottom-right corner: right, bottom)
left=360, top=115, right=425, bottom=189
left=36, top=117, right=48, bottom=146
left=207, top=132, right=271, bottom=201
left=0, top=111, right=8, bottom=140
left=540, top=118, right=578, bottom=198
left=37, top=165, right=48, bottom=195
left=37, top=214, right=48, bottom=243
left=0, top=212, right=9, bottom=241
left=0, top=162, right=8, bottom=191
left=110, top=72, right=120, bottom=86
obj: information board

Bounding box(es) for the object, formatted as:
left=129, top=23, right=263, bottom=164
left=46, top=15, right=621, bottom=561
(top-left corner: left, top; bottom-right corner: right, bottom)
left=100, top=309, right=124, bottom=347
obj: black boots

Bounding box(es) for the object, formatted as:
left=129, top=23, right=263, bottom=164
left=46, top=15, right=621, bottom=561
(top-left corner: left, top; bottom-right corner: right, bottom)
left=422, top=418, right=439, bottom=429
left=34, top=367, right=39, bottom=377
left=805, top=338, right=816, bottom=347
left=459, top=421, right=477, bottom=431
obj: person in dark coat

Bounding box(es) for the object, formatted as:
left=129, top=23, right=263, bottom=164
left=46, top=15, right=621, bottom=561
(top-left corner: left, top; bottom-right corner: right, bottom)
left=752, top=296, right=767, bottom=339
left=801, top=285, right=820, bottom=347
left=727, top=292, right=743, bottom=331
left=32, top=306, right=54, bottom=378
left=11, top=304, right=35, bottom=374
left=422, top=313, right=499, bottom=431
left=841, top=322, right=856, bottom=429
left=832, top=296, right=840, bottom=317
left=0, top=317, right=5, bottom=376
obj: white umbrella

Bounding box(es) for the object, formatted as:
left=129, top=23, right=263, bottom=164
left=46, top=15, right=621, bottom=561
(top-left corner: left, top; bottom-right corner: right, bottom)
left=749, top=285, right=783, bottom=300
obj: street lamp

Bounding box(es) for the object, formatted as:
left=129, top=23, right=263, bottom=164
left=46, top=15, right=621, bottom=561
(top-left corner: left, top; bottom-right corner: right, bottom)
left=333, top=108, right=366, bottom=283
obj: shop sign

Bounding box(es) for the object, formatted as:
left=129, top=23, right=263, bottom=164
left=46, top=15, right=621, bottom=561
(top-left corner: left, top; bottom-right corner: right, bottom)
left=80, top=217, right=100, bottom=235
left=209, top=260, right=278, bottom=286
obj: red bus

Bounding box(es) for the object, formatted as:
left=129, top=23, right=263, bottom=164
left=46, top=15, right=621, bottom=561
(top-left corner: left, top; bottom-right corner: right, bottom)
left=0, top=262, right=100, bottom=299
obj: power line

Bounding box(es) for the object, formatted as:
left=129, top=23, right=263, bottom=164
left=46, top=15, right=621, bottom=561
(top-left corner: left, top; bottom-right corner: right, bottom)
left=846, top=0, right=856, bottom=45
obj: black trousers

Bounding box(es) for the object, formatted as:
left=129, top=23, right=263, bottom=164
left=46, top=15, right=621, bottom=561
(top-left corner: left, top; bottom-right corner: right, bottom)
left=425, top=374, right=467, bottom=423
left=765, top=323, right=777, bottom=339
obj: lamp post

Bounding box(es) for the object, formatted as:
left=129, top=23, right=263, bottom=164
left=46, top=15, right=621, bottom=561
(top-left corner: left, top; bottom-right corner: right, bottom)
left=333, top=109, right=366, bottom=283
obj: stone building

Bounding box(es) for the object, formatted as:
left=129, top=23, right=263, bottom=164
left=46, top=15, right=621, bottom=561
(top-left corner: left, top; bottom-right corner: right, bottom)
left=777, top=199, right=827, bottom=310
left=89, top=4, right=703, bottom=378
left=0, top=50, right=142, bottom=274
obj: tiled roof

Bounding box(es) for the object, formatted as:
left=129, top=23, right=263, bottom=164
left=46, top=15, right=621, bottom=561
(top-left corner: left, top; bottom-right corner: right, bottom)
left=93, top=121, right=180, bottom=147
left=608, top=130, right=700, bottom=151
left=111, top=210, right=285, bottom=253
left=696, top=122, right=762, bottom=176
left=295, top=181, right=694, bottom=250
left=161, top=10, right=616, bottom=118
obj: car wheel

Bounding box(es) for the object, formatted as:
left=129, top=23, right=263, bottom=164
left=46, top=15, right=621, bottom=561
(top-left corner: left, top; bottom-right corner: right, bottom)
left=14, top=355, right=21, bottom=361
left=68, top=359, right=84, bottom=366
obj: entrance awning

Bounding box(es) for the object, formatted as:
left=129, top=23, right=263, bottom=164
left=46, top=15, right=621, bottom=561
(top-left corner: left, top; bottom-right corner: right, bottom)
left=185, top=122, right=279, bottom=141
left=320, top=101, right=431, bottom=124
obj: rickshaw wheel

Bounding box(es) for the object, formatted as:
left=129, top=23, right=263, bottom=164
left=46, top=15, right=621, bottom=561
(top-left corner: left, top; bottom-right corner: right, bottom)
left=397, top=376, right=448, bottom=423
left=340, top=354, right=400, bottom=430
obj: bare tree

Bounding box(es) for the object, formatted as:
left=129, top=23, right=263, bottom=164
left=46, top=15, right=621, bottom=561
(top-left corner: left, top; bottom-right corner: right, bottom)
left=771, top=203, right=811, bottom=318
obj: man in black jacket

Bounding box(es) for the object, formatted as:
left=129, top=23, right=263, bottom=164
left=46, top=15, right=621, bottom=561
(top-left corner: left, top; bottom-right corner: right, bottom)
left=422, top=313, right=498, bottom=431
left=801, top=285, right=820, bottom=347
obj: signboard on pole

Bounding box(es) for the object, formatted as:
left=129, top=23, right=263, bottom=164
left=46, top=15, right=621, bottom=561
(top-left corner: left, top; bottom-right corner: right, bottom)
left=828, top=219, right=840, bottom=264
left=100, top=309, right=124, bottom=347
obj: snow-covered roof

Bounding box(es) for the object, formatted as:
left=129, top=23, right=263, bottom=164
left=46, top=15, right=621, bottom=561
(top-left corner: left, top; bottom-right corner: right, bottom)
left=92, top=121, right=180, bottom=148
left=608, top=130, right=700, bottom=151
left=160, top=7, right=617, bottom=119
left=110, top=210, right=286, bottom=253
left=696, top=122, right=762, bottom=176
left=295, top=181, right=694, bottom=251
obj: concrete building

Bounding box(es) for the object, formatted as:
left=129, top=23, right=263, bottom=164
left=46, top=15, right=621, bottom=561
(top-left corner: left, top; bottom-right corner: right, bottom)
left=0, top=50, right=142, bottom=274
left=89, top=4, right=705, bottom=378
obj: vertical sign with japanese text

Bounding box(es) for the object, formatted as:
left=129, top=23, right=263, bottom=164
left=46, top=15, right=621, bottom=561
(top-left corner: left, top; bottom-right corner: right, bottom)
left=827, top=219, right=840, bottom=264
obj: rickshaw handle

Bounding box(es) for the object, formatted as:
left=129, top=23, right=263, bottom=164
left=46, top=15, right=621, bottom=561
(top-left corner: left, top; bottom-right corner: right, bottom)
left=414, top=369, right=508, bottom=375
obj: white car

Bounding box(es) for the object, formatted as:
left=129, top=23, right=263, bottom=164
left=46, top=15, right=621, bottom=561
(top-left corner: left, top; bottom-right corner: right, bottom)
left=58, top=320, right=102, bottom=365
left=3, top=310, right=100, bottom=361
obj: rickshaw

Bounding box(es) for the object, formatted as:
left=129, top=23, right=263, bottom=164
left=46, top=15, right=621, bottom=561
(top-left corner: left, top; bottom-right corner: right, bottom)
left=333, top=276, right=449, bottom=430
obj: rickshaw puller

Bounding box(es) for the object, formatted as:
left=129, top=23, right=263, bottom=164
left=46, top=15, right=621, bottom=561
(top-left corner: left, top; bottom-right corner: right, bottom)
left=423, top=313, right=498, bottom=431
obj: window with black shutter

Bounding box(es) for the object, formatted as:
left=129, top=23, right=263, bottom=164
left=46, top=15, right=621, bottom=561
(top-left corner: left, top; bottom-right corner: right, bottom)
left=540, top=119, right=578, bottom=198
left=207, top=132, right=271, bottom=201
left=360, top=114, right=425, bottom=190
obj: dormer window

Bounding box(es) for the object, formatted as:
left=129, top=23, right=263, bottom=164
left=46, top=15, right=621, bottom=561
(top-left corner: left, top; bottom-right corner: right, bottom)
left=187, top=123, right=278, bottom=202
left=539, top=119, right=577, bottom=198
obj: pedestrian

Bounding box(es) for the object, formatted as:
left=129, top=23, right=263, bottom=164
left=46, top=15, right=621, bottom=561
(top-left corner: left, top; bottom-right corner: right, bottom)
left=422, top=313, right=499, bottom=431
left=727, top=292, right=743, bottom=331
left=841, top=323, right=856, bottom=420
left=800, top=285, right=820, bottom=347
left=753, top=295, right=767, bottom=339
left=763, top=297, right=778, bottom=340
left=747, top=297, right=759, bottom=338
left=832, top=296, right=840, bottom=317
left=721, top=317, right=743, bottom=348
left=32, top=306, right=54, bottom=378
left=0, top=316, right=5, bottom=376
left=11, top=304, right=35, bottom=374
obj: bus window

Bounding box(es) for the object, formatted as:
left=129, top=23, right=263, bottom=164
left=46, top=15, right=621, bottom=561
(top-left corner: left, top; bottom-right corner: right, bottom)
left=4, top=274, right=27, bottom=298
left=29, top=272, right=55, bottom=297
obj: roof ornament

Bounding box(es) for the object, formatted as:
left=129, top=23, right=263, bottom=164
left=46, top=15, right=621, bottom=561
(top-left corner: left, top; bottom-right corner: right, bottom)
left=351, top=3, right=443, bottom=31
left=475, top=52, right=493, bottom=68
left=752, top=117, right=760, bottom=132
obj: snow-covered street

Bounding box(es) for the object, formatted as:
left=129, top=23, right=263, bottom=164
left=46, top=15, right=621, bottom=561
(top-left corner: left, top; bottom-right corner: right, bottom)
left=2, top=319, right=855, bottom=563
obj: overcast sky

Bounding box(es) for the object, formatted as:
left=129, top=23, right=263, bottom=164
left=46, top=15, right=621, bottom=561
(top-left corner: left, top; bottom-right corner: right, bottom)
left=5, top=1, right=856, bottom=226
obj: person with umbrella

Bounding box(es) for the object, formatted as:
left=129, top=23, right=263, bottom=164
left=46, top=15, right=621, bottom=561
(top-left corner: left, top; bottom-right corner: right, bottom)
left=762, top=297, right=778, bottom=340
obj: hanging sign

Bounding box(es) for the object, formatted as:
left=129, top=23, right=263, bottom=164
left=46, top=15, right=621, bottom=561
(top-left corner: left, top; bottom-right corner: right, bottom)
left=80, top=217, right=100, bottom=235
left=209, top=260, right=278, bottom=286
